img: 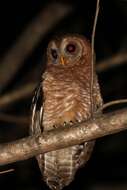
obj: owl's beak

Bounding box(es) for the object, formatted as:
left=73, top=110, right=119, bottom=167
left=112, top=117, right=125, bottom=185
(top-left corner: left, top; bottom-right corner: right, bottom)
left=60, top=56, right=65, bottom=65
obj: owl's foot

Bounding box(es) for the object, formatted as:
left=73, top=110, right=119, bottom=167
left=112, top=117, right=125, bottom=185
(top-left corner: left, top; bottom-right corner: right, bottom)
left=53, top=125, right=57, bottom=129
left=63, top=121, right=74, bottom=127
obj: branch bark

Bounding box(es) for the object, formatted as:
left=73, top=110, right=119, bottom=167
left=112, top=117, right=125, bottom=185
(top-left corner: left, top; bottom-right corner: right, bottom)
left=0, top=109, right=127, bottom=166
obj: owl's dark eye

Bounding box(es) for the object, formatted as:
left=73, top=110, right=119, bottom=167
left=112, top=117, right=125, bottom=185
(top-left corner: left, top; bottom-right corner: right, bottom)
left=51, top=49, right=58, bottom=59
left=66, top=43, right=76, bottom=54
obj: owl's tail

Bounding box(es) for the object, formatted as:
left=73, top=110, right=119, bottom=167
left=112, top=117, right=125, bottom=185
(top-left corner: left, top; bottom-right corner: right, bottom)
left=47, top=179, right=63, bottom=190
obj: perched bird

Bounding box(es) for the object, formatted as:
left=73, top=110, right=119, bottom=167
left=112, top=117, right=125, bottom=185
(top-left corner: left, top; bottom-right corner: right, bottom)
left=30, top=34, right=103, bottom=190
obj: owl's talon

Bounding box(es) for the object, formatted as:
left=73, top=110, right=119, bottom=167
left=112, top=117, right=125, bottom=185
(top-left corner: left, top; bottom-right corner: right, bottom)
left=75, top=119, right=82, bottom=125
left=64, top=122, right=67, bottom=126
left=69, top=120, right=73, bottom=125
left=53, top=125, right=57, bottom=129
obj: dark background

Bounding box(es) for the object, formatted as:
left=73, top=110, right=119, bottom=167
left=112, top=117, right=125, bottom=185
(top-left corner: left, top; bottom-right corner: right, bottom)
left=0, top=0, right=127, bottom=189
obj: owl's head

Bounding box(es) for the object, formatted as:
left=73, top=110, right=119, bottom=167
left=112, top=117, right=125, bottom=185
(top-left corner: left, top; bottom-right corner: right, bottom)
left=47, top=35, right=92, bottom=68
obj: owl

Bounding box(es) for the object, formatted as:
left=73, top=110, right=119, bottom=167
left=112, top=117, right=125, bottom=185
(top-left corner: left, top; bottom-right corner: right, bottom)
left=30, top=34, right=103, bottom=190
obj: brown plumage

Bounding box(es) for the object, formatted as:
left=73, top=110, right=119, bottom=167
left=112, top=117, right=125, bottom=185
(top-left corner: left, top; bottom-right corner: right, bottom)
left=30, top=34, right=103, bottom=190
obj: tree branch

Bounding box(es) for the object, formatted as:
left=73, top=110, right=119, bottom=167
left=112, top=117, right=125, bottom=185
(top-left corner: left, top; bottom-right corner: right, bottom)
left=0, top=109, right=127, bottom=166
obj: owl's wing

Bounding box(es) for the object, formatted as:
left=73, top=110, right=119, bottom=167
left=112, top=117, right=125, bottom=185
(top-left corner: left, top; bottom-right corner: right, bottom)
left=77, top=75, right=103, bottom=168
left=30, top=81, right=45, bottom=172
left=93, top=74, right=103, bottom=115
left=30, top=81, right=43, bottom=135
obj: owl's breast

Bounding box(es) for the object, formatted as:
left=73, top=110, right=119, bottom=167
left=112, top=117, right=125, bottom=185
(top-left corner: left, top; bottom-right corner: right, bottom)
left=42, top=71, right=91, bottom=130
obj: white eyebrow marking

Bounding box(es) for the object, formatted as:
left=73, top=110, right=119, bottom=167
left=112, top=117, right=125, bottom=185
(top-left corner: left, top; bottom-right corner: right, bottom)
left=51, top=42, right=57, bottom=49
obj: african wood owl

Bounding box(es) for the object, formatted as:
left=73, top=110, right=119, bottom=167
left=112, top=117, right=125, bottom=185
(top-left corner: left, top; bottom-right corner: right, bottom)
left=30, top=34, right=103, bottom=190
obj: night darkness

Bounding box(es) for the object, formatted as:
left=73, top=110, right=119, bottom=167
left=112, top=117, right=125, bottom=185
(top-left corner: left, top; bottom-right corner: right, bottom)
left=0, top=0, right=127, bottom=190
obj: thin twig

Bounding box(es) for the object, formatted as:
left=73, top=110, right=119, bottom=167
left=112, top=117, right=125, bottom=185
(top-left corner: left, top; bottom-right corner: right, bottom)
left=103, top=99, right=127, bottom=110
left=91, top=0, right=100, bottom=116
left=0, top=169, right=14, bottom=174
left=0, top=109, right=127, bottom=166
left=0, top=3, right=72, bottom=92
